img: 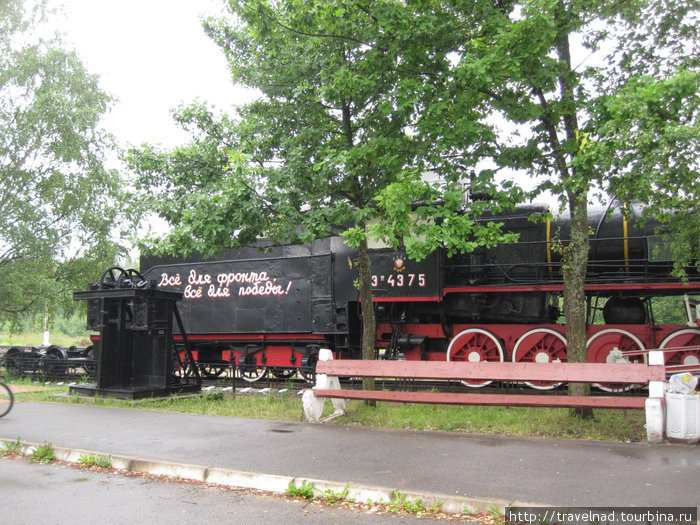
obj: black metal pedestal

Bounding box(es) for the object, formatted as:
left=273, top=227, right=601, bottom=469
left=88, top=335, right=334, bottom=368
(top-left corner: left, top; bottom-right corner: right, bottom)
left=71, top=268, right=201, bottom=399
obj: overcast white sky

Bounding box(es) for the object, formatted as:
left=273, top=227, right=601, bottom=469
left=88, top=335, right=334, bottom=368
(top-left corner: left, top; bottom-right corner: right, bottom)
left=51, top=0, right=254, bottom=148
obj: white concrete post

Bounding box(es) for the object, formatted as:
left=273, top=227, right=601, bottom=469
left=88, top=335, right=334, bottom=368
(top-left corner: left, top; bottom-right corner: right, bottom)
left=645, top=350, right=665, bottom=444
left=302, top=349, right=346, bottom=423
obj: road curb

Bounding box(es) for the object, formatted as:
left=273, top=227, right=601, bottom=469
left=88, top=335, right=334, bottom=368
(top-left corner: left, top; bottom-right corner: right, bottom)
left=2, top=438, right=514, bottom=515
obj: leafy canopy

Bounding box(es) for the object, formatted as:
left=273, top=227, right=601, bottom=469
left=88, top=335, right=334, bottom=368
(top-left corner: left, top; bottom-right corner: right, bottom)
left=0, top=0, right=131, bottom=317
left=129, top=0, right=523, bottom=261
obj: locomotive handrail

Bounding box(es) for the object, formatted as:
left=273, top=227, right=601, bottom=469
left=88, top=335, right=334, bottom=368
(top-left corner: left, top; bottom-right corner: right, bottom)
left=442, top=281, right=700, bottom=293
left=442, top=235, right=699, bottom=288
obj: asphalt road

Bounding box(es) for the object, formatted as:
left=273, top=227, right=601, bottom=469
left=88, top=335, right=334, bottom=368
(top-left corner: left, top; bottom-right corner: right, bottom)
left=2, top=401, right=700, bottom=511
left=0, top=456, right=454, bottom=525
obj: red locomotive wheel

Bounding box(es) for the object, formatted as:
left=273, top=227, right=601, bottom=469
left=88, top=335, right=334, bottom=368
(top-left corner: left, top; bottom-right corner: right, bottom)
left=512, top=328, right=567, bottom=390
left=586, top=328, right=646, bottom=392
left=659, top=328, right=700, bottom=374
left=447, top=328, right=504, bottom=388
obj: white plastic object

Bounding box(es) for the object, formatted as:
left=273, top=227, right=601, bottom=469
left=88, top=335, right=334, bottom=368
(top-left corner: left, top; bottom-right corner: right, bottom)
left=668, top=373, right=698, bottom=394
left=665, top=391, right=700, bottom=443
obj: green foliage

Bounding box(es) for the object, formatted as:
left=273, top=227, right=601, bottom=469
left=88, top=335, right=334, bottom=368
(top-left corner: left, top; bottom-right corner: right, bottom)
left=77, top=453, right=112, bottom=469
left=285, top=479, right=315, bottom=500
left=28, top=442, right=56, bottom=463
left=0, top=0, right=133, bottom=320
left=52, top=311, right=90, bottom=338
left=1, top=309, right=91, bottom=339
left=0, top=329, right=89, bottom=347
left=369, top=171, right=522, bottom=261
left=651, top=296, right=699, bottom=325
left=127, top=0, right=521, bottom=368
left=385, top=491, right=442, bottom=514
left=489, top=504, right=505, bottom=525
left=131, top=1, right=696, bottom=284
left=583, top=71, right=700, bottom=276
left=317, top=483, right=353, bottom=504
left=0, top=437, right=23, bottom=456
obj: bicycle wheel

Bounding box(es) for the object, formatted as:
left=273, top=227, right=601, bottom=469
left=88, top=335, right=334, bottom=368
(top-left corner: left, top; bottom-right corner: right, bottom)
left=0, top=381, right=14, bottom=418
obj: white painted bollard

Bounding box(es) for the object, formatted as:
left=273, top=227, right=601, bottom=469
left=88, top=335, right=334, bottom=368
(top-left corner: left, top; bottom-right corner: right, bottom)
left=645, top=350, right=665, bottom=444
left=302, top=349, right=346, bottom=423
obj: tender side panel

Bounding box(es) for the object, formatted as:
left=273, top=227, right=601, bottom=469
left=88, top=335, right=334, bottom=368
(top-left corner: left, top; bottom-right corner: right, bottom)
left=143, top=254, right=334, bottom=335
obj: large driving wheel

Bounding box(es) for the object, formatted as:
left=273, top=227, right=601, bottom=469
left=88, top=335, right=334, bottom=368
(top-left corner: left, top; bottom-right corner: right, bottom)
left=512, top=328, right=567, bottom=390
left=660, top=329, right=700, bottom=374
left=587, top=328, right=646, bottom=392
left=447, top=328, right=504, bottom=388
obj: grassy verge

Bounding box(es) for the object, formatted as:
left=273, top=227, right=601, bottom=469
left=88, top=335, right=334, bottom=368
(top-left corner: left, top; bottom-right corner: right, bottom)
left=0, top=331, right=91, bottom=347
left=3, top=375, right=647, bottom=442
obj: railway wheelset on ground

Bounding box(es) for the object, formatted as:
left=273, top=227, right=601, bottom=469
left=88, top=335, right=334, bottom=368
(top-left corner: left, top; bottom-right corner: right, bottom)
left=131, top=201, right=700, bottom=391
left=1, top=344, right=96, bottom=379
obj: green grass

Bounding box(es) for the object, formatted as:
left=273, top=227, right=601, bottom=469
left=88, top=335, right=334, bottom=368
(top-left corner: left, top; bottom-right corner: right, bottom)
left=2, top=375, right=648, bottom=442
left=0, top=331, right=91, bottom=347
left=332, top=400, right=646, bottom=441
left=77, top=453, right=112, bottom=468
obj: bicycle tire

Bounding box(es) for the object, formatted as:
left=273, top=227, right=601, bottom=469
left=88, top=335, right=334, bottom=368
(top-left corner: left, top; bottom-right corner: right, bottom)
left=0, top=381, right=14, bottom=418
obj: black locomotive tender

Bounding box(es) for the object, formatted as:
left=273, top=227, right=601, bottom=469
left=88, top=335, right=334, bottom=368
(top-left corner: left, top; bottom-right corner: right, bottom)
left=137, top=201, right=699, bottom=389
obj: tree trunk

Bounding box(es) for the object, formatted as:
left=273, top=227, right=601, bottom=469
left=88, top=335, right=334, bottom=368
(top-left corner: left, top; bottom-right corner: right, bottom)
left=551, top=4, right=593, bottom=419
left=564, top=189, right=593, bottom=419
left=356, top=236, right=376, bottom=405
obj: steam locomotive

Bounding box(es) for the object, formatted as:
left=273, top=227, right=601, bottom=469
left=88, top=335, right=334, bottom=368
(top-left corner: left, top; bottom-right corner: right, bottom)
left=141, top=202, right=700, bottom=390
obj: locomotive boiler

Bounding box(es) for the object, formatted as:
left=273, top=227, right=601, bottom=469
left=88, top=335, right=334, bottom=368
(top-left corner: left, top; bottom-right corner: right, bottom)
left=140, top=201, right=700, bottom=389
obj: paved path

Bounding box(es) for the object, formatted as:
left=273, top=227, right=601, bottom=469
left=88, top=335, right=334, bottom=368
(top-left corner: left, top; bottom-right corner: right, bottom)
left=1, top=459, right=436, bottom=525
left=1, top=401, right=698, bottom=513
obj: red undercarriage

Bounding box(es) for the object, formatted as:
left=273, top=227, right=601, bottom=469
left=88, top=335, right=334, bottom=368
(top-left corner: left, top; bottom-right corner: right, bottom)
left=169, top=281, right=700, bottom=385
left=172, top=333, right=329, bottom=368
left=172, top=322, right=700, bottom=380
left=377, top=322, right=700, bottom=370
